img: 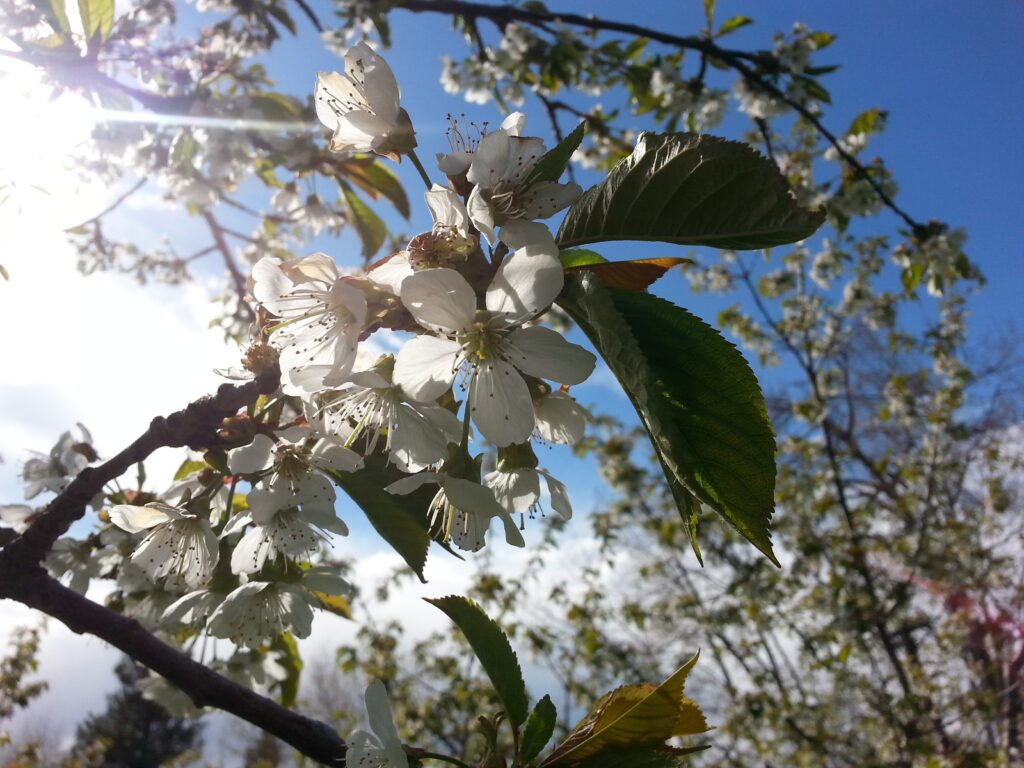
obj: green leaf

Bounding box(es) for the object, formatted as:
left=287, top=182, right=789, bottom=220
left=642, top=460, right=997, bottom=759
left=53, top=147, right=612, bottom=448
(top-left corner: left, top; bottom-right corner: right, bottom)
left=847, top=108, right=888, bottom=137
left=31, top=0, right=71, bottom=33
left=556, top=132, right=824, bottom=250
left=808, top=31, right=837, bottom=49
left=249, top=92, right=302, bottom=120
left=339, top=159, right=411, bottom=219
left=173, top=458, right=206, bottom=481
left=539, top=655, right=708, bottom=767
left=526, top=121, right=586, bottom=185
left=341, top=184, right=387, bottom=259
left=77, top=0, right=113, bottom=40
left=716, top=15, right=752, bottom=36
left=0, top=264, right=8, bottom=281
left=426, top=596, right=529, bottom=728
left=326, top=456, right=432, bottom=582
left=522, top=695, right=557, bottom=763
left=557, top=273, right=778, bottom=564
left=271, top=633, right=302, bottom=708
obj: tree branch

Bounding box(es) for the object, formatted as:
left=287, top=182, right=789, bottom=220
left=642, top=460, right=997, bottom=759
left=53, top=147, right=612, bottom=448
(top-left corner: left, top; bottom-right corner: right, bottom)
left=201, top=210, right=256, bottom=322
left=0, top=567, right=347, bottom=765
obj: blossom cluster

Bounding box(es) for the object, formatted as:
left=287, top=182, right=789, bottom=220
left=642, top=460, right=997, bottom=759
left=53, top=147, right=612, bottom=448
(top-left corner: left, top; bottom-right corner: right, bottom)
left=13, top=42, right=595, bottom=665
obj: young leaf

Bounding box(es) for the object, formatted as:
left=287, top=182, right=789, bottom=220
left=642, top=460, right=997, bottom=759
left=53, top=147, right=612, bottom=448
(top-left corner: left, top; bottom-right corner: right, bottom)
left=307, top=590, right=352, bottom=619
left=525, top=121, right=586, bottom=185
left=78, top=0, right=113, bottom=40
left=557, top=272, right=778, bottom=565
left=716, top=15, right=753, bottom=37
left=342, top=184, right=388, bottom=259
left=326, top=456, right=432, bottom=582
left=31, top=0, right=71, bottom=33
left=847, top=108, right=888, bottom=137
left=522, top=694, right=558, bottom=763
left=539, top=654, right=709, bottom=767
left=338, top=158, right=411, bottom=219
left=426, top=596, right=529, bottom=728
left=560, top=249, right=692, bottom=291
left=557, top=132, right=824, bottom=250
left=271, top=633, right=303, bottom=708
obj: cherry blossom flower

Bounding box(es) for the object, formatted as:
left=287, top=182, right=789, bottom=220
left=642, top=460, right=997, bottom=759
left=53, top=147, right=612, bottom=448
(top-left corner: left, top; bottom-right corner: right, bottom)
left=393, top=247, right=596, bottom=446
left=386, top=471, right=524, bottom=552
left=311, top=358, right=461, bottom=473
left=109, top=502, right=219, bottom=588
left=315, top=42, right=416, bottom=161
left=484, top=466, right=573, bottom=521
left=253, top=254, right=369, bottom=393
left=207, top=581, right=315, bottom=648
left=22, top=424, right=95, bottom=499
left=439, top=112, right=582, bottom=247
left=348, top=680, right=407, bottom=768
left=226, top=428, right=360, bottom=573
left=534, top=389, right=591, bottom=445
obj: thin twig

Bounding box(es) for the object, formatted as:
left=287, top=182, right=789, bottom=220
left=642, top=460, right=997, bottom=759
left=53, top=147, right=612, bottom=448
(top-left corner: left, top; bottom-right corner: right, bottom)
left=68, top=178, right=146, bottom=230
left=201, top=210, right=256, bottom=322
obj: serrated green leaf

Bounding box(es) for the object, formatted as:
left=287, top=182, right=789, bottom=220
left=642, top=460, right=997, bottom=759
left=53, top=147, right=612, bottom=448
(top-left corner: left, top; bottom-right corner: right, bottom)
left=426, top=596, right=529, bottom=728
left=327, top=456, right=432, bottom=582
left=559, top=249, right=607, bottom=268
left=339, top=159, right=411, bottom=219
left=556, top=132, right=824, bottom=250
left=557, top=273, right=778, bottom=564
left=526, top=121, right=586, bottom=185
left=539, top=655, right=708, bottom=767
left=271, top=633, right=302, bottom=708
left=522, top=694, right=557, bottom=763
left=342, top=184, right=387, bottom=259
left=716, top=15, right=752, bottom=36
left=78, top=0, right=113, bottom=40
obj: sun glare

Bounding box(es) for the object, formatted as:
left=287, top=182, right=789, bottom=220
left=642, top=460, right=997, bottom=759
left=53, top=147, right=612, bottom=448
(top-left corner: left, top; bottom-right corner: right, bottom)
left=0, top=59, right=101, bottom=239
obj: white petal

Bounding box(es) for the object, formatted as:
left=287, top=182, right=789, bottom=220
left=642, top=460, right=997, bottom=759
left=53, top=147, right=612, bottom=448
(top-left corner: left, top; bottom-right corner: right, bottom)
left=485, top=249, right=563, bottom=324
left=485, top=469, right=539, bottom=514
left=331, top=110, right=392, bottom=153
left=467, top=129, right=511, bottom=187
left=281, top=253, right=341, bottom=286
left=505, top=326, right=596, bottom=384
left=280, top=584, right=315, bottom=639
left=390, top=405, right=452, bottom=472
left=425, top=185, right=470, bottom=236
left=251, top=257, right=292, bottom=311
left=498, top=219, right=556, bottom=252
left=231, top=527, right=273, bottom=574
left=351, top=43, right=401, bottom=124
left=368, top=252, right=413, bottom=293
left=393, top=335, right=461, bottom=402
left=467, top=186, right=497, bottom=246
left=437, top=150, right=472, bottom=176
left=500, top=112, right=526, bottom=136
left=109, top=503, right=176, bottom=533
left=228, top=434, right=275, bottom=475
left=310, top=439, right=364, bottom=473
left=505, top=136, right=547, bottom=184
left=302, top=569, right=353, bottom=596
left=364, top=680, right=404, bottom=758
left=534, top=391, right=589, bottom=445
left=385, top=471, right=442, bottom=495
left=470, top=359, right=534, bottom=447
left=315, top=70, right=366, bottom=129
left=540, top=470, right=573, bottom=519
left=518, top=180, right=583, bottom=219
left=401, top=268, right=476, bottom=334
left=419, top=405, right=463, bottom=442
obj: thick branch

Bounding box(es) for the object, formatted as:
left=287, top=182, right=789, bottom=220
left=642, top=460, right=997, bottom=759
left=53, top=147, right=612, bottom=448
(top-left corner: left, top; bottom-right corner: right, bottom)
left=0, top=567, right=346, bottom=765
left=2, top=369, right=279, bottom=571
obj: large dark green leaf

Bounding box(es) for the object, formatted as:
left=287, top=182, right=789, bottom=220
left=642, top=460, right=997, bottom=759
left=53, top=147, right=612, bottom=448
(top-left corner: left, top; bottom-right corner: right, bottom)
left=556, top=132, right=824, bottom=250
left=327, top=455, right=433, bottom=582
left=426, top=596, right=529, bottom=728
left=558, top=273, right=778, bottom=564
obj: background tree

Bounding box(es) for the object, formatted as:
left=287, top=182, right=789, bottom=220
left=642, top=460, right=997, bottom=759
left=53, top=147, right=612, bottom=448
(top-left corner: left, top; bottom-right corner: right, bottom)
left=71, top=658, right=203, bottom=768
